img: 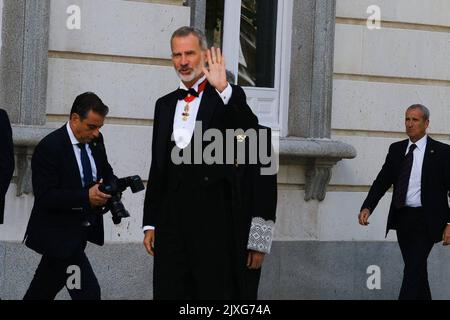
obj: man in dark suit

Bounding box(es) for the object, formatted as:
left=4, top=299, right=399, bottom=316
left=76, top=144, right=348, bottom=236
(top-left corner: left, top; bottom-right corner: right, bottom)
left=0, top=109, right=14, bottom=224
left=23, top=92, right=114, bottom=300
left=359, top=104, right=450, bottom=300
left=142, top=26, right=277, bottom=299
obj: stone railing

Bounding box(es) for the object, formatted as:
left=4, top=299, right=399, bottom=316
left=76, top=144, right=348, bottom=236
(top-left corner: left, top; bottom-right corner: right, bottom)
left=279, top=137, right=357, bottom=201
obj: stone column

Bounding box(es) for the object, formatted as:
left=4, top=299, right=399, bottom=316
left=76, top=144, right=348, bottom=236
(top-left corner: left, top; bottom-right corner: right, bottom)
left=0, top=0, right=49, bottom=125
left=281, top=0, right=356, bottom=201
left=185, top=0, right=206, bottom=32
left=288, top=0, right=336, bottom=138
left=0, top=0, right=51, bottom=195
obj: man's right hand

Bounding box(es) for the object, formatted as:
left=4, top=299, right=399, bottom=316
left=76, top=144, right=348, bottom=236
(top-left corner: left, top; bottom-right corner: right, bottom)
left=358, top=208, right=371, bottom=226
left=89, top=180, right=111, bottom=207
left=143, top=229, right=155, bottom=256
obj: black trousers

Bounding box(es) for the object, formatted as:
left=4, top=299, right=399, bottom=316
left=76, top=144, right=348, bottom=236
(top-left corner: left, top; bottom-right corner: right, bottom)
left=153, top=180, right=237, bottom=300
left=396, top=207, right=435, bottom=300
left=23, top=250, right=100, bottom=300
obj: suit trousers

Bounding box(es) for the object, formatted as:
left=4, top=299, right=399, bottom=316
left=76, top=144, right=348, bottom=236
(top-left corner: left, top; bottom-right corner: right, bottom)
left=23, top=248, right=100, bottom=300
left=396, top=207, right=435, bottom=300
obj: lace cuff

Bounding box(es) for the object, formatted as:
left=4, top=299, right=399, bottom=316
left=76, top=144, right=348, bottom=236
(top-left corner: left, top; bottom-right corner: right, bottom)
left=247, top=217, right=275, bottom=254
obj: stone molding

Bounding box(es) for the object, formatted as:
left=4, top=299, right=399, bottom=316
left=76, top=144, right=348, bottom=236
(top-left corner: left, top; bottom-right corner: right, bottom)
left=280, top=137, right=356, bottom=201
left=12, top=126, right=54, bottom=196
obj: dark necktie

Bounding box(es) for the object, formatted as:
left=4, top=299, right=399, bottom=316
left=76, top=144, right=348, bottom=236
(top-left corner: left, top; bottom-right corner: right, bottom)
left=77, top=143, right=93, bottom=188
left=392, top=144, right=417, bottom=209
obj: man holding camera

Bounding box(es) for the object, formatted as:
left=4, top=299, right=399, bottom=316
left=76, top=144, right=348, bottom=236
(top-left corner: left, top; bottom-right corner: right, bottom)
left=23, top=92, right=114, bottom=300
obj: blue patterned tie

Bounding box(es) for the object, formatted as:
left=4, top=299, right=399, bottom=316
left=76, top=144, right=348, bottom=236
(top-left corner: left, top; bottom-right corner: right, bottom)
left=77, top=143, right=93, bottom=188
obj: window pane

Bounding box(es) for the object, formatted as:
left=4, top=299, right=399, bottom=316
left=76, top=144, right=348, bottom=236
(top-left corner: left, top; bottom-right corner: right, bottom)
left=238, top=0, right=278, bottom=88
left=205, top=0, right=225, bottom=49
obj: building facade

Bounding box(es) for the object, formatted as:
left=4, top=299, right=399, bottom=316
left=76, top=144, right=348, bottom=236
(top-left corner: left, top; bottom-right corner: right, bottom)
left=0, top=0, right=449, bottom=299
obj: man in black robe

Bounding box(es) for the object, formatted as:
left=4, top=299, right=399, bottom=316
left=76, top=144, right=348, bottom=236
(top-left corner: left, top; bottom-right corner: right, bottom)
left=142, top=26, right=277, bottom=299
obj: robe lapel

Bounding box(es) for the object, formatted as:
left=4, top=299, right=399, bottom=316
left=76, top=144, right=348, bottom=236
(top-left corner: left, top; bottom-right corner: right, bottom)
left=156, top=92, right=178, bottom=169
left=196, top=83, right=221, bottom=132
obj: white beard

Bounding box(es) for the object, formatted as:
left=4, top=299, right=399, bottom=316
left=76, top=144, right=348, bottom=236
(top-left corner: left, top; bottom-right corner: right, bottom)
left=177, top=71, right=197, bottom=83
left=176, top=61, right=204, bottom=83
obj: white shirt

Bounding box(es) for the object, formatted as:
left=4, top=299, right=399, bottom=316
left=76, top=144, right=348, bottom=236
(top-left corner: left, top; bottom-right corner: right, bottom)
left=144, top=78, right=233, bottom=232
left=66, top=122, right=97, bottom=187
left=404, top=134, right=427, bottom=208
left=173, top=76, right=232, bottom=149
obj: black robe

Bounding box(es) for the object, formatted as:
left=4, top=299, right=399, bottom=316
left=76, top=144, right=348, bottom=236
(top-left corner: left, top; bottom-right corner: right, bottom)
left=143, top=83, right=277, bottom=299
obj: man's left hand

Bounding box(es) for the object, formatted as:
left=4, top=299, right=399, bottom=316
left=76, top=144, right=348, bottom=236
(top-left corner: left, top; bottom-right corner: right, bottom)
left=203, top=47, right=228, bottom=93
left=443, top=225, right=450, bottom=246
left=247, top=250, right=265, bottom=270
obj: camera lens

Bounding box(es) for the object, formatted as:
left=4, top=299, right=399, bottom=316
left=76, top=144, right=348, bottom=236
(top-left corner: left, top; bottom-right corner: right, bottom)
left=109, top=196, right=130, bottom=224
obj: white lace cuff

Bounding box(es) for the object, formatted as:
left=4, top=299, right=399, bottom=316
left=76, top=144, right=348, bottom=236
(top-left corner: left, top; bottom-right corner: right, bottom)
left=247, top=217, right=275, bottom=254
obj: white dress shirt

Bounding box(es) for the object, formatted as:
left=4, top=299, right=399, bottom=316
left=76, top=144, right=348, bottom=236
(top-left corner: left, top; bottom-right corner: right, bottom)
left=66, top=122, right=97, bottom=187
left=144, top=78, right=233, bottom=233
left=173, top=76, right=232, bottom=149
left=404, top=134, right=427, bottom=208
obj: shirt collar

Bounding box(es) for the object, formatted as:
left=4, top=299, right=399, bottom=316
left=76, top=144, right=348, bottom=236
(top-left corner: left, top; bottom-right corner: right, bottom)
left=179, top=75, right=207, bottom=91
left=66, top=122, right=81, bottom=145
left=408, top=134, right=427, bottom=151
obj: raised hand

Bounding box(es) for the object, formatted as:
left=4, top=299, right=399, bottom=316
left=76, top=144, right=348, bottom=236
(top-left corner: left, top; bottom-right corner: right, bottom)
left=203, top=47, right=228, bottom=93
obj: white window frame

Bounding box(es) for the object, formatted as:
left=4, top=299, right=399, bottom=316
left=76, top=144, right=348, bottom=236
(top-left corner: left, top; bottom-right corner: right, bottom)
left=222, top=0, right=292, bottom=134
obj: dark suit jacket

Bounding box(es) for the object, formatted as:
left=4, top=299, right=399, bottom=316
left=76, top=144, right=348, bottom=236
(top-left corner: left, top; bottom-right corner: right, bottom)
left=24, top=125, right=114, bottom=259
left=362, top=136, right=450, bottom=243
left=143, top=83, right=277, bottom=298
left=0, top=109, right=14, bottom=224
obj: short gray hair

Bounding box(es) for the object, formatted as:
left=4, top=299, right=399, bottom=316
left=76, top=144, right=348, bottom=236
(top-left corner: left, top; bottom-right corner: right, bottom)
left=407, top=104, right=430, bottom=121
left=170, top=26, right=208, bottom=50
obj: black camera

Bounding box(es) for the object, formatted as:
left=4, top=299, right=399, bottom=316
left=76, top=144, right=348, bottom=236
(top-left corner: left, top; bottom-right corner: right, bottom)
left=99, top=175, right=145, bottom=225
